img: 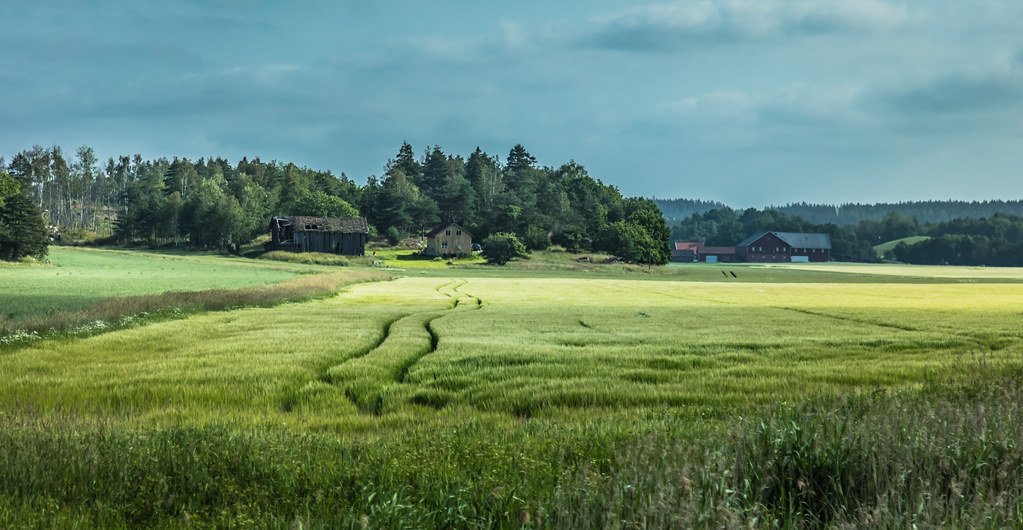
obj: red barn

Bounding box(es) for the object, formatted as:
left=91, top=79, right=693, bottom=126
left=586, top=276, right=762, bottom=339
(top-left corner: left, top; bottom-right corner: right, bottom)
left=672, top=241, right=701, bottom=262
left=698, top=246, right=736, bottom=263
left=736, top=231, right=831, bottom=262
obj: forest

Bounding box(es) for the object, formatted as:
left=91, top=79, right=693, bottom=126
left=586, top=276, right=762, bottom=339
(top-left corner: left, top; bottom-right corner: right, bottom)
left=655, top=197, right=1023, bottom=225
left=3, top=142, right=1021, bottom=267
left=0, top=143, right=670, bottom=264
left=669, top=207, right=1023, bottom=266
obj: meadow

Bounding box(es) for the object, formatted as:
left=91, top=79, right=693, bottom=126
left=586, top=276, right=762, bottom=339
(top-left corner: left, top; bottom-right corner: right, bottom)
left=1, top=249, right=1022, bottom=527
left=0, top=246, right=332, bottom=320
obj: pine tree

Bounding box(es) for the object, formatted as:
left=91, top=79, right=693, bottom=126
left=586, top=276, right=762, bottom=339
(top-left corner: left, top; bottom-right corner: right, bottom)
left=0, top=193, right=49, bottom=261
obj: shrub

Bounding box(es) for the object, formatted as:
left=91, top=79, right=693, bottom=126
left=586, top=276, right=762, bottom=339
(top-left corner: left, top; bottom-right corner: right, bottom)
left=385, top=226, right=402, bottom=246
left=481, top=233, right=527, bottom=265
left=523, top=227, right=552, bottom=251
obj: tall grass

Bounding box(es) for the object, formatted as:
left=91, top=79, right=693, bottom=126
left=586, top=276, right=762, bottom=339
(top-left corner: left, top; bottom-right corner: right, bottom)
left=554, top=369, right=1023, bottom=528
left=0, top=371, right=1021, bottom=527
left=1, top=269, right=389, bottom=345
left=4, top=273, right=1023, bottom=526
left=261, top=250, right=354, bottom=267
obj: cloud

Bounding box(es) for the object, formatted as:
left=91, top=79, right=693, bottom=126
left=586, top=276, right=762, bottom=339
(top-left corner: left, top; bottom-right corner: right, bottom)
left=882, top=75, right=1023, bottom=116
left=663, top=83, right=865, bottom=129
left=399, top=19, right=532, bottom=65
left=582, top=0, right=907, bottom=52
left=874, top=53, right=1023, bottom=121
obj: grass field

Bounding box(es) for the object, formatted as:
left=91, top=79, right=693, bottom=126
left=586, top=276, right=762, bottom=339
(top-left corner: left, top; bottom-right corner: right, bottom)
left=874, top=235, right=931, bottom=256
left=0, top=246, right=330, bottom=320
left=2, top=248, right=1023, bottom=526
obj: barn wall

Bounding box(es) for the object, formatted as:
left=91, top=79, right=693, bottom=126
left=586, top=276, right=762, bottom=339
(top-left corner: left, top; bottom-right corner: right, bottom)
left=425, top=226, right=472, bottom=257
left=739, top=233, right=792, bottom=262
left=291, top=230, right=366, bottom=255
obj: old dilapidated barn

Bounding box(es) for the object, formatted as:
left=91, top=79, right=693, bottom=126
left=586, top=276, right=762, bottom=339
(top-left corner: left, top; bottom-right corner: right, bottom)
left=268, top=216, right=369, bottom=255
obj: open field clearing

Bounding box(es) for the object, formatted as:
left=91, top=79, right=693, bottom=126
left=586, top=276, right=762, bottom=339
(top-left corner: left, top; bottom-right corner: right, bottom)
left=873, top=235, right=931, bottom=256
left=0, top=246, right=334, bottom=320
left=780, top=261, right=1023, bottom=280
left=3, top=259, right=1023, bottom=526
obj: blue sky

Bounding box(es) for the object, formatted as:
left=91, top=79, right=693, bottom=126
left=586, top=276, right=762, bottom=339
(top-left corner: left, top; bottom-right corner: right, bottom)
left=2, top=1, right=1021, bottom=206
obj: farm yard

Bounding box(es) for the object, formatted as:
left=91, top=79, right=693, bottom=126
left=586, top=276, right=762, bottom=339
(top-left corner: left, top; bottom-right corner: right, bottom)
left=1, top=248, right=1023, bottom=527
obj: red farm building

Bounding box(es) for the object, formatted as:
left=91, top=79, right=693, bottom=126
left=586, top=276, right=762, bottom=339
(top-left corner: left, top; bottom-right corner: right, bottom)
left=735, top=231, right=831, bottom=262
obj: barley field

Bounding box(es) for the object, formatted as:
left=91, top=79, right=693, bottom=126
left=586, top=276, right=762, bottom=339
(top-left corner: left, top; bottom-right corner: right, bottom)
left=2, top=251, right=1023, bottom=527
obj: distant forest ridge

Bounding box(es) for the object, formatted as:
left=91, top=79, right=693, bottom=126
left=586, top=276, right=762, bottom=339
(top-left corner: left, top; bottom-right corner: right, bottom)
left=655, top=198, right=1023, bottom=225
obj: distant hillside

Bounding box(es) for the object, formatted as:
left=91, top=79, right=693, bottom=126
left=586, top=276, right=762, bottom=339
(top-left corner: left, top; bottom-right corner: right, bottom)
left=771, top=201, right=1023, bottom=225
left=653, top=198, right=729, bottom=220
left=874, top=236, right=930, bottom=257
left=655, top=199, right=1023, bottom=225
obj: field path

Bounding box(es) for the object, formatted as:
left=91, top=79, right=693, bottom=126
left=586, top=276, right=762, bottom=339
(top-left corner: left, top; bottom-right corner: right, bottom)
left=304, top=279, right=482, bottom=414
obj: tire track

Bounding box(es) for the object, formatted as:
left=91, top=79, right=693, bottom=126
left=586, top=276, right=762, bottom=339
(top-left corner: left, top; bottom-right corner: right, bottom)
left=295, top=279, right=484, bottom=414
left=773, top=306, right=922, bottom=332
left=316, top=313, right=407, bottom=385
left=279, top=313, right=407, bottom=412
left=397, top=279, right=483, bottom=384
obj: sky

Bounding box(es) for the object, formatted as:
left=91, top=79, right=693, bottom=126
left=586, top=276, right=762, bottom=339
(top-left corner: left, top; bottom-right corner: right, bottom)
left=2, top=0, right=1022, bottom=206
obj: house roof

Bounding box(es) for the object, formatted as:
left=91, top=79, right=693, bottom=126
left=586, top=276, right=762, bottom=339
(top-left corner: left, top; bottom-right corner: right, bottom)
left=737, top=231, right=831, bottom=249
left=426, top=222, right=471, bottom=238
left=285, top=216, right=370, bottom=234
left=674, top=241, right=701, bottom=251
left=699, top=246, right=736, bottom=255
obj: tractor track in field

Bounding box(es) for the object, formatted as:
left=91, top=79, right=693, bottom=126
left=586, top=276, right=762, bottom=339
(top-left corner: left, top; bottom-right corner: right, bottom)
left=654, top=289, right=925, bottom=333
left=397, top=279, right=482, bottom=383
left=655, top=288, right=1006, bottom=352
left=284, top=279, right=484, bottom=413
left=772, top=306, right=923, bottom=333
left=316, top=313, right=407, bottom=385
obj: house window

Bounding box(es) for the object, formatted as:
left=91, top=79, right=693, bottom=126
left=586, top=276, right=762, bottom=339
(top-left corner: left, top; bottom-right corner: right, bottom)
left=445, top=230, right=451, bottom=235
left=456, top=230, right=461, bottom=236
left=442, top=241, right=448, bottom=248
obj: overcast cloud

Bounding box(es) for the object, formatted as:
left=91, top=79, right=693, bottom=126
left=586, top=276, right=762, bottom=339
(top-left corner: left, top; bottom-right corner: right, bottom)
left=2, top=1, right=1021, bottom=205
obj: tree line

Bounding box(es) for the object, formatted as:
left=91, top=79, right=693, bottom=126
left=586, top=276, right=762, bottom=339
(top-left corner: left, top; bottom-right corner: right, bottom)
left=889, top=214, right=1023, bottom=266
left=1, top=143, right=671, bottom=264
left=669, top=207, right=878, bottom=261
left=671, top=207, right=1023, bottom=266
left=656, top=198, right=1023, bottom=226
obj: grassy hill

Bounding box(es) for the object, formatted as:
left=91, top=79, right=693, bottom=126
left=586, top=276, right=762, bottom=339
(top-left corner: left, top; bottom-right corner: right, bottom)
left=874, top=235, right=931, bottom=257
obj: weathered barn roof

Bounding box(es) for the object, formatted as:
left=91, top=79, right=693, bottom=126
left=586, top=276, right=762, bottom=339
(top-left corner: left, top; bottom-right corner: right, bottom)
left=674, top=241, right=701, bottom=251
left=283, top=216, right=370, bottom=234
left=426, top=221, right=471, bottom=238
left=699, top=246, right=737, bottom=255
left=737, top=231, right=831, bottom=249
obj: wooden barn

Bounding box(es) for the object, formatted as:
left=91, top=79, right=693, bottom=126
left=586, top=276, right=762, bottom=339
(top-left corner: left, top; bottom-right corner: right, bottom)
left=698, top=246, right=737, bottom=263
left=672, top=241, right=701, bottom=262
left=736, top=231, right=831, bottom=262
left=268, top=216, right=369, bottom=256
left=424, top=221, right=472, bottom=258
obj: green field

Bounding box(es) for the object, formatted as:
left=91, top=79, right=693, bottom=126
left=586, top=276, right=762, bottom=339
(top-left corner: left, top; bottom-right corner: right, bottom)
left=2, top=249, right=1023, bottom=527
left=0, top=247, right=332, bottom=321
left=874, top=235, right=931, bottom=256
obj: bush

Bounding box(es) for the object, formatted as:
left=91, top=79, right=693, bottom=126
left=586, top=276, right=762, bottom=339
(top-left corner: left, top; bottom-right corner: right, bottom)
left=551, top=229, right=589, bottom=252
left=594, top=221, right=666, bottom=265
left=523, top=227, right=552, bottom=251
left=385, top=226, right=402, bottom=246
left=481, top=233, right=527, bottom=265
